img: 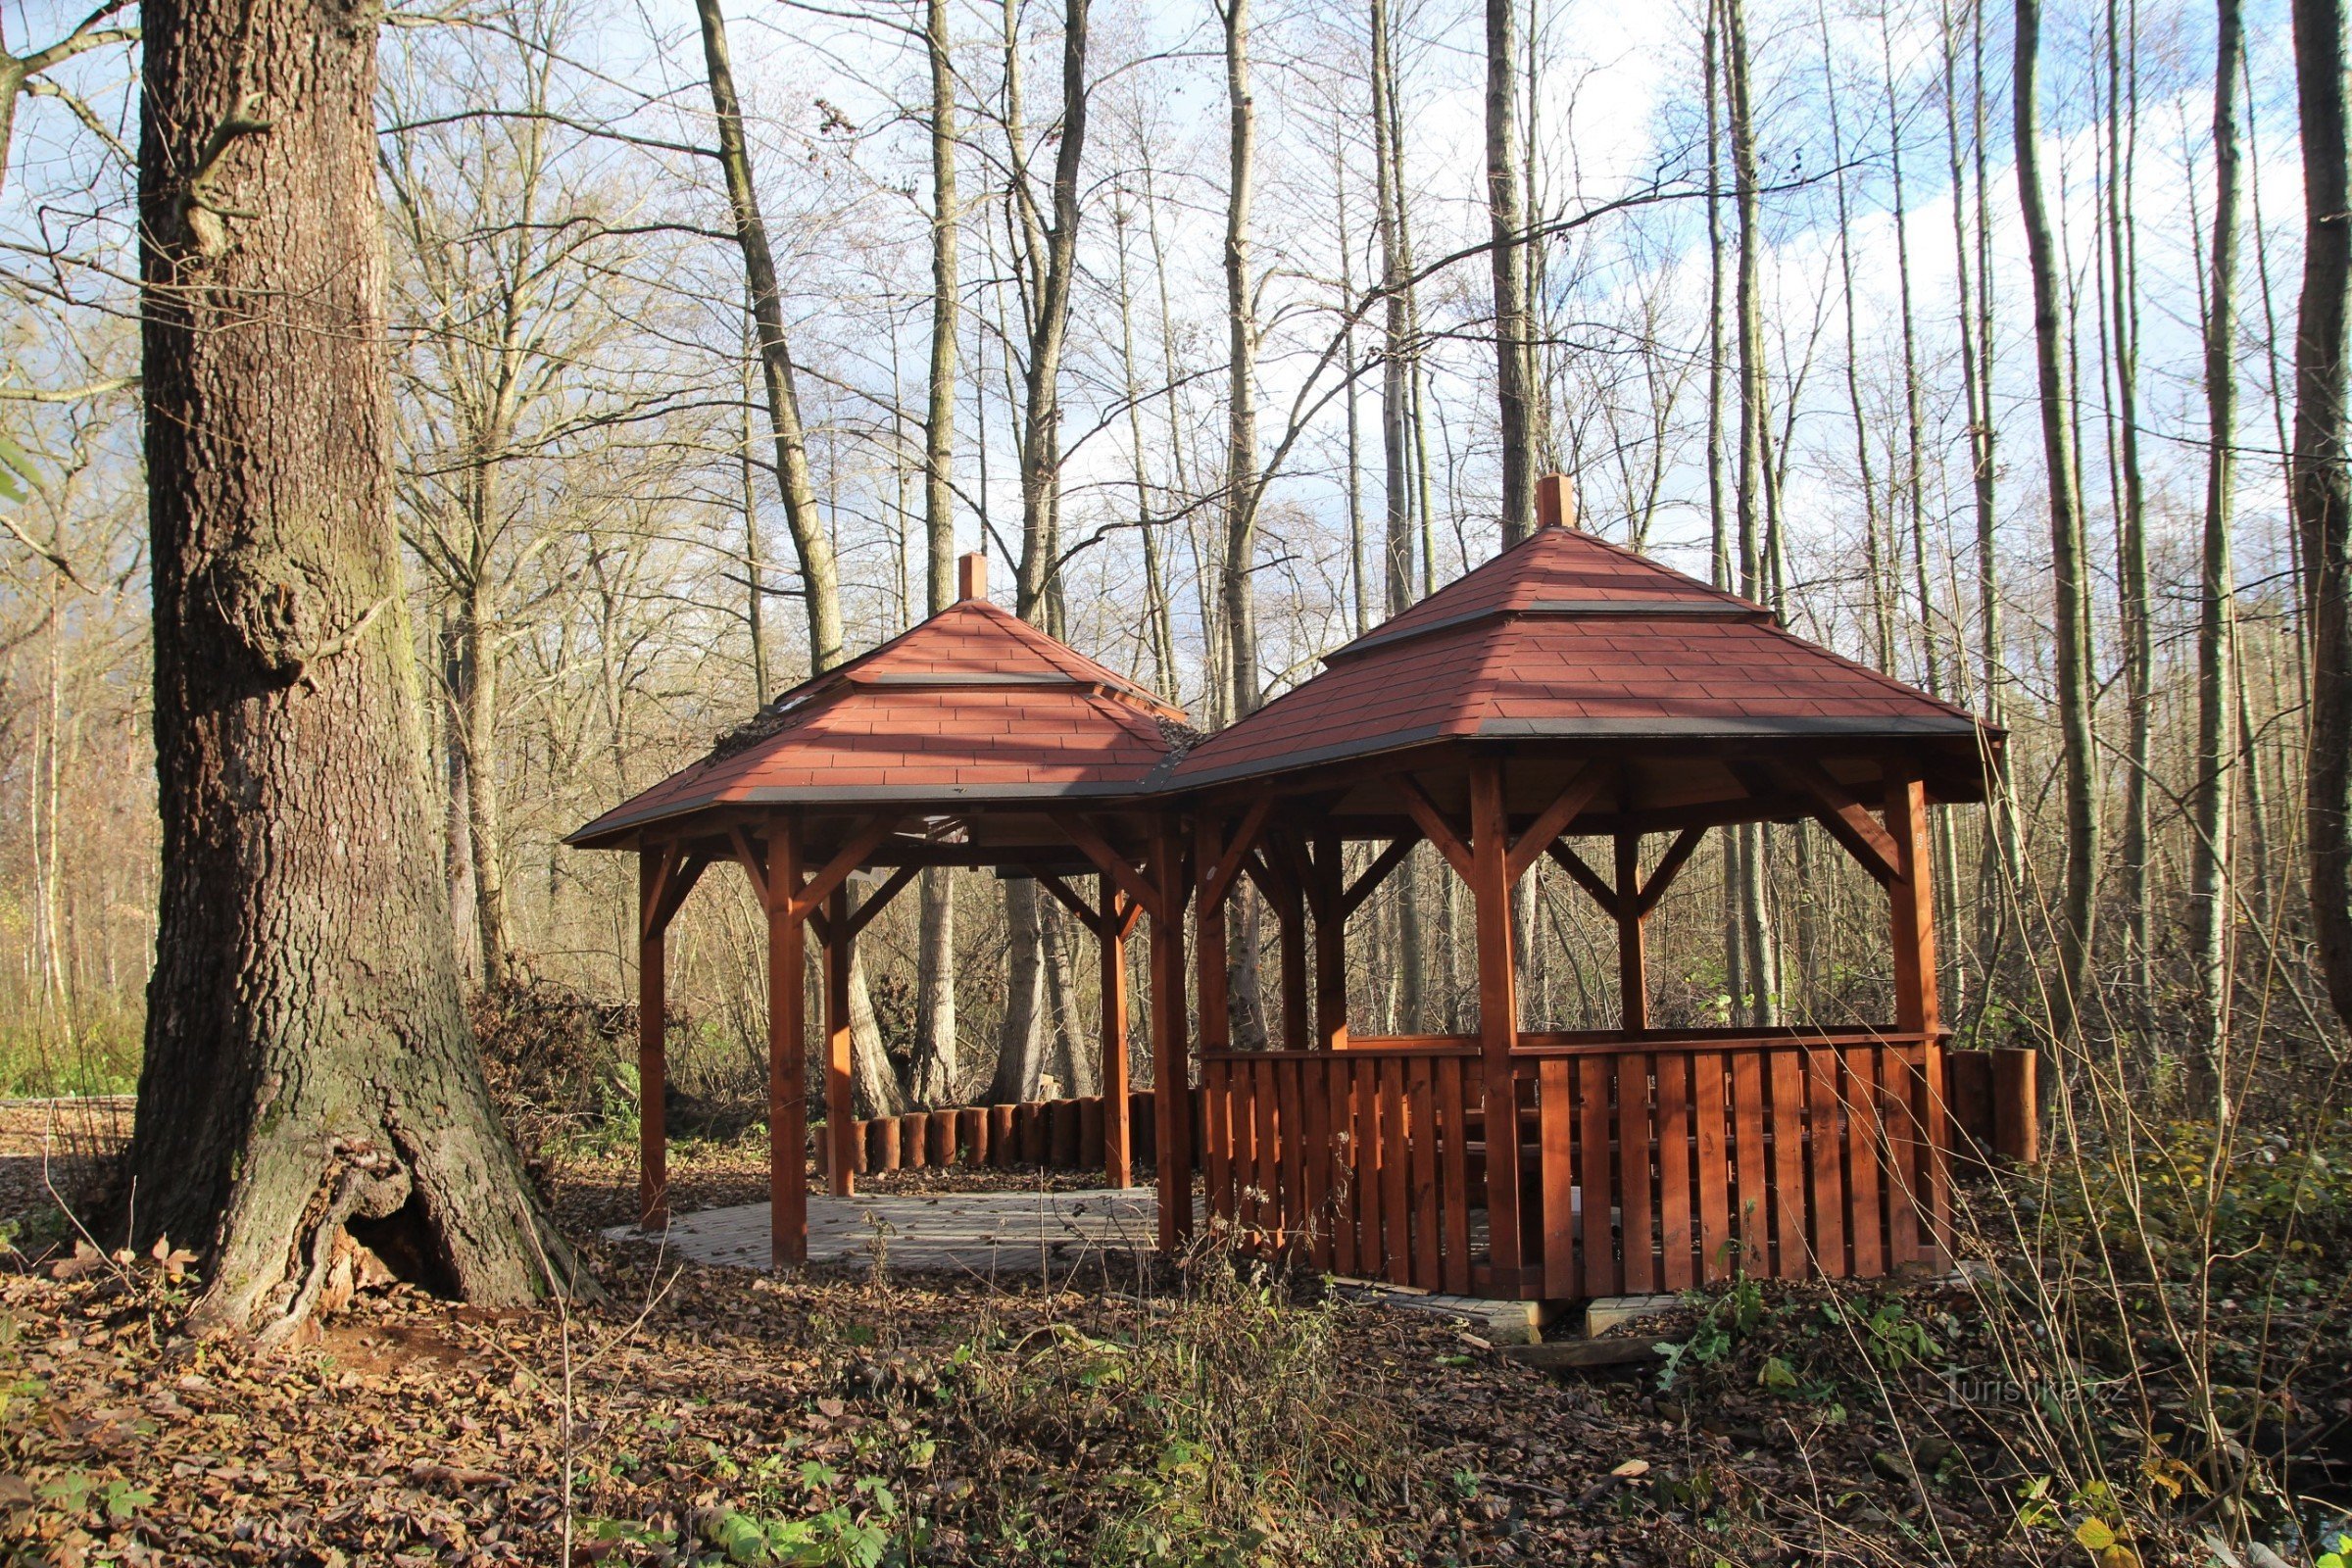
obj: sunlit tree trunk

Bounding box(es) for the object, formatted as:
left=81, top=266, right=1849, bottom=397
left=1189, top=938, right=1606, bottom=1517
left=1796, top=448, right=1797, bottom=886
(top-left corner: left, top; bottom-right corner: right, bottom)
left=2015, top=0, right=2101, bottom=1040
left=127, top=0, right=571, bottom=1334
left=910, top=0, right=960, bottom=1107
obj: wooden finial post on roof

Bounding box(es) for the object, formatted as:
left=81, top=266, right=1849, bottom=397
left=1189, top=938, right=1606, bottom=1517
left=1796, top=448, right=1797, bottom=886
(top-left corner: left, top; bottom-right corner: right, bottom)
left=957, top=552, right=988, bottom=602
left=1535, top=472, right=1575, bottom=530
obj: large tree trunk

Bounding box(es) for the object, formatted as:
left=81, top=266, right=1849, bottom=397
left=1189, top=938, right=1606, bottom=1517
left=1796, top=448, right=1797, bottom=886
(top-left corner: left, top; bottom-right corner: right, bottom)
left=2015, top=0, right=2101, bottom=1040
left=2292, top=0, right=2352, bottom=1029
left=126, top=0, right=571, bottom=1337
left=2189, top=0, right=2245, bottom=1107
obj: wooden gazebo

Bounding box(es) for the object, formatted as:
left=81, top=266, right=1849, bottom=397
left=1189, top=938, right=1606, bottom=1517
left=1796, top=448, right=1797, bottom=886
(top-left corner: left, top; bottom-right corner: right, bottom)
left=565, top=557, right=1196, bottom=1268
left=1154, top=477, right=2003, bottom=1299
left=572, top=482, right=2005, bottom=1303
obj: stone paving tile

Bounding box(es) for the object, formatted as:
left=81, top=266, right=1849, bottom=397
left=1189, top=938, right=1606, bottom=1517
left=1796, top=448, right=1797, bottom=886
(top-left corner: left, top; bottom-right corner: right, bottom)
left=604, top=1188, right=1158, bottom=1277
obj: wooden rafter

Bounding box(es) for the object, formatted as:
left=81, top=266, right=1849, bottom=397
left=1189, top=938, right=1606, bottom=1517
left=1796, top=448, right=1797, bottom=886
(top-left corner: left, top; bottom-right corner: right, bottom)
left=791, top=815, right=900, bottom=918
left=1774, top=760, right=1899, bottom=885
left=1632, top=825, right=1706, bottom=918
left=728, top=824, right=772, bottom=905
left=1546, top=840, right=1623, bottom=916
left=1505, top=763, right=1607, bottom=880
left=846, top=863, right=921, bottom=939
left=1340, top=833, right=1420, bottom=919
left=1393, top=775, right=1473, bottom=879
left=1058, top=812, right=1167, bottom=922
left=1199, top=796, right=1274, bottom=913
left=1034, top=869, right=1105, bottom=935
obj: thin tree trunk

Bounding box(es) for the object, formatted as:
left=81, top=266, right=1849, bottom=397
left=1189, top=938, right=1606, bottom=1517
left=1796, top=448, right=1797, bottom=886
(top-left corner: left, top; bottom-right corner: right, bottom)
left=1487, top=0, right=1536, bottom=541
left=1373, top=0, right=1426, bottom=1029
left=1222, top=0, right=1260, bottom=721
left=1725, top=0, right=1777, bottom=1026
left=2187, top=0, right=2245, bottom=1108
left=699, top=0, right=901, bottom=1115
left=2103, top=0, right=2153, bottom=1010
left=910, top=0, right=959, bottom=1107
left=998, top=0, right=1092, bottom=1090
left=1822, top=6, right=1890, bottom=670
left=127, top=0, right=570, bottom=1332
left=696, top=0, right=842, bottom=675
left=2015, top=0, right=2100, bottom=1040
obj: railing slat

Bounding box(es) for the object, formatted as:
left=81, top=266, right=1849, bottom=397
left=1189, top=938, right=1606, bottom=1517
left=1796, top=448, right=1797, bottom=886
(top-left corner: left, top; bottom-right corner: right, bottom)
left=1260, top=1062, right=1279, bottom=1241
left=1769, top=1050, right=1810, bottom=1280
left=1205, top=1060, right=1232, bottom=1234
left=1655, top=1053, right=1693, bottom=1291
left=1615, top=1052, right=1656, bottom=1294
left=1846, top=1045, right=1885, bottom=1277
left=1379, top=1058, right=1410, bottom=1285
left=1352, top=1056, right=1382, bottom=1278
left=1437, top=1057, right=1473, bottom=1294
left=1694, top=1052, right=1732, bottom=1284
left=1804, top=1046, right=1848, bottom=1278
left=1731, top=1051, right=1769, bottom=1275
left=1279, top=1056, right=1306, bottom=1247
left=1886, top=1046, right=1922, bottom=1266
left=1921, top=1041, right=1953, bottom=1266
left=1407, top=1055, right=1441, bottom=1290
left=1578, top=1054, right=1617, bottom=1298
left=1536, top=1058, right=1575, bottom=1299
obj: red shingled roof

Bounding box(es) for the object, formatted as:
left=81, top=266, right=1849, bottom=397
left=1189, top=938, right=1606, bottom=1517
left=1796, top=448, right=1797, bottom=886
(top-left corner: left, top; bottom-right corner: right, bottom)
left=567, top=600, right=1189, bottom=845
left=1169, top=525, right=1986, bottom=788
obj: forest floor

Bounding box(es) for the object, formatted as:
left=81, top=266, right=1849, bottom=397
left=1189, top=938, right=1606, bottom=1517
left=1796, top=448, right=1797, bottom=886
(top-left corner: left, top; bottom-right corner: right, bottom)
left=0, top=1120, right=2337, bottom=1566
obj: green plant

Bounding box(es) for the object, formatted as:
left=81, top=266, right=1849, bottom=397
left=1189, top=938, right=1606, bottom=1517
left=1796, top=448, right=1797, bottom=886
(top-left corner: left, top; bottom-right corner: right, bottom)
left=1657, top=1272, right=1766, bottom=1391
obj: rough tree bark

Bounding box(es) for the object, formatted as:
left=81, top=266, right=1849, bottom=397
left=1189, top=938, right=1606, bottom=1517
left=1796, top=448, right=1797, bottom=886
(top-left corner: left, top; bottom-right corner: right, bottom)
left=2292, top=0, right=2352, bottom=1029
left=126, top=0, right=571, bottom=1336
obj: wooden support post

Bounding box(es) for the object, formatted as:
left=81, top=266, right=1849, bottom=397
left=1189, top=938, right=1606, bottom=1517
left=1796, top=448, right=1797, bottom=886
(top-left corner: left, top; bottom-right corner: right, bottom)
left=1469, top=758, right=1525, bottom=1282
left=638, top=850, right=669, bottom=1231
left=1101, top=875, right=1134, bottom=1188
left=1313, top=828, right=1349, bottom=1052
left=1195, top=816, right=1230, bottom=1054
left=1615, top=831, right=1648, bottom=1031
left=1886, top=766, right=1949, bottom=1261
left=1278, top=869, right=1309, bottom=1050
left=1151, top=825, right=1194, bottom=1249
left=766, top=818, right=808, bottom=1268
left=823, top=883, right=856, bottom=1198
left=1886, top=770, right=1939, bottom=1034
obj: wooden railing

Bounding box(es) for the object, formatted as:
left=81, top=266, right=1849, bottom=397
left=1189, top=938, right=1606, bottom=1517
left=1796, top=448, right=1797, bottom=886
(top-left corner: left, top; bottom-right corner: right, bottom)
left=1199, top=1028, right=1951, bottom=1300
left=1523, top=1032, right=1949, bottom=1297
left=1199, top=1040, right=1484, bottom=1293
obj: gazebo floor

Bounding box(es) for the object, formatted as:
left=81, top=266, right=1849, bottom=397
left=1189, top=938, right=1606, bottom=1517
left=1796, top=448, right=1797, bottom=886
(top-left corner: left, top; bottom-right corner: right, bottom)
left=602, top=1187, right=1157, bottom=1275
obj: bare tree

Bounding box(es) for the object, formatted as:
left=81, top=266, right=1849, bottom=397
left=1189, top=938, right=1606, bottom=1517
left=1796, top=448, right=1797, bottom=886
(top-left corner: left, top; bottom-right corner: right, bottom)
left=2293, top=0, right=2352, bottom=1027
left=2014, top=0, right=2100, bottom=1040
